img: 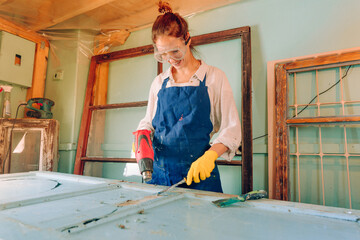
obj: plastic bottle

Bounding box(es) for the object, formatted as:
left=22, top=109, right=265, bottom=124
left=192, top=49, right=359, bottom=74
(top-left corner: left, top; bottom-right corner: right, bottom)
left=0, top=85, right=13, bottom=118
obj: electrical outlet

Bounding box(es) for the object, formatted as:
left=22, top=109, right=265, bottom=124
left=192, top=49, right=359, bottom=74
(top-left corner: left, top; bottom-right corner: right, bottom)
left=53, top=70, right=64, bottom=80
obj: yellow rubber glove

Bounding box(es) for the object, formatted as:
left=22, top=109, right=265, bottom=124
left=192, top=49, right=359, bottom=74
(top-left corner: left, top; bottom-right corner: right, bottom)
left=186, top=150, right=218, bottom=185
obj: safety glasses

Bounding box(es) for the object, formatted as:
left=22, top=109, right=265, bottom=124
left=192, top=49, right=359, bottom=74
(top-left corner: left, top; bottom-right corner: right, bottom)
left=153, top=36, right=191, bottom=63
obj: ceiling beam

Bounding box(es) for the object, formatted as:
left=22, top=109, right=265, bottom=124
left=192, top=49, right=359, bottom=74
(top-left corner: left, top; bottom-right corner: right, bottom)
left=0, top=16, right=49, bottom=45
left=33, top=0, right=118, bottom=31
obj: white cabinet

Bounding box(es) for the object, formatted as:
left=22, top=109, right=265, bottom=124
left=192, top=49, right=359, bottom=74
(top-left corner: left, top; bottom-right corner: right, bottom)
left=0, top=31, right=36, bottom=87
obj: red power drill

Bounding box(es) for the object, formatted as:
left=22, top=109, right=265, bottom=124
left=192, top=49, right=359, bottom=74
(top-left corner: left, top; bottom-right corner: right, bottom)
left=133, top=129, right=154, bottom=182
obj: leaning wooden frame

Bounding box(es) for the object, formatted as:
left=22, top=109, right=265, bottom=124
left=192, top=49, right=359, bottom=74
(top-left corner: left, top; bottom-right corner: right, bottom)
left=274, top=50, right=360, bottom=201
left=74, top=26, right=253, bottom=193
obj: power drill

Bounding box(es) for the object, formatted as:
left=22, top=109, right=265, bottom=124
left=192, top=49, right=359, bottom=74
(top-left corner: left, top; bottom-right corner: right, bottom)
left=133, top=129, right=154, bottom=182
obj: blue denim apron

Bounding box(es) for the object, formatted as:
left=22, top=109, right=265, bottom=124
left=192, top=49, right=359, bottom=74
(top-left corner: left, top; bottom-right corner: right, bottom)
left=149, top=75, right=223, bottom=193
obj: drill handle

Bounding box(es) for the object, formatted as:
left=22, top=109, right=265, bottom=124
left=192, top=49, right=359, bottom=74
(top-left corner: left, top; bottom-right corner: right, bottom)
left=133, top=129, right=154, bottom=163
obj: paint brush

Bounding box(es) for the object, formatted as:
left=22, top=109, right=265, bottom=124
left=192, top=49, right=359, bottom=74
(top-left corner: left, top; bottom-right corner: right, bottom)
left=212, top=190, right=267, bottom=208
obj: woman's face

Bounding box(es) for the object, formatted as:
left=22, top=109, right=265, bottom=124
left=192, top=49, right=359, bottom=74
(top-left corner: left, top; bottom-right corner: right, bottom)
left=154, top=35, right=190, bottom=69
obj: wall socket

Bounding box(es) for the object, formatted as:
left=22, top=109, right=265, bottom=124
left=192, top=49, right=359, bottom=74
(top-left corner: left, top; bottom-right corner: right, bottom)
left=53, top=70, right=64, bottom=80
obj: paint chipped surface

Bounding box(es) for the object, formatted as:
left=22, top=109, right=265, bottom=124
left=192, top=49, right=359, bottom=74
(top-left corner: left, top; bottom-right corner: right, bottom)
left=116, top=195, right=159, bottom=207
left=0, top=172, right=359, bottom=240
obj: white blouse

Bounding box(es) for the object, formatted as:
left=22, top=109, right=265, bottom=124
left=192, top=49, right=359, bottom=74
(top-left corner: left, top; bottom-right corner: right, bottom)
left=137, top=60, right=241, bottom=161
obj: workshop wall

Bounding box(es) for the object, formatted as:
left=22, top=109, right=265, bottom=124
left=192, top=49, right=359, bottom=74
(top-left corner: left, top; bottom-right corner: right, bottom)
left=48, top=0, right=360, bottom=197
left=44, top=30, right=91, bottom=174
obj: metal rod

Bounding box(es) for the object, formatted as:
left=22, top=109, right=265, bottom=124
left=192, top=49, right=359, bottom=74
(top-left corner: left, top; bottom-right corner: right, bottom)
left=343, top=126, right=352, bottom=209
left=290, top=152, right=360, bottom=157
left=296, top=127, right=301, bottom=202
left=289, top=100, right=360, bottom=108
left=319, top=127, right=325, bottom=206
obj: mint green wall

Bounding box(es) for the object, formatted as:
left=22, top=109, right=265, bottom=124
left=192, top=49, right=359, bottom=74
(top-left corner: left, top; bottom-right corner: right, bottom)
left=44, top=30, right=91, bottom=174
left=49, top=0, right=360, bottom=199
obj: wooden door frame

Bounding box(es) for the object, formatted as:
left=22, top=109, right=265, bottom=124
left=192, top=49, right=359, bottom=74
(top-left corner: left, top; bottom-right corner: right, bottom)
left=74, top=26, right=253, bottom=193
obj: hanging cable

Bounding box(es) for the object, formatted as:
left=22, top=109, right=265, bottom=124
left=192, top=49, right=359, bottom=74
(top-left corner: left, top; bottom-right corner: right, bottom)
left=246, top=65, right=353, bottom=144
left=292, top=65, right=352, bottom=118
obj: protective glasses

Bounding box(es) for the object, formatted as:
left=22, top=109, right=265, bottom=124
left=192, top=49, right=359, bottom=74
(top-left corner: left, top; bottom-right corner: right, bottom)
left=153, top=36, right=191, bottom=63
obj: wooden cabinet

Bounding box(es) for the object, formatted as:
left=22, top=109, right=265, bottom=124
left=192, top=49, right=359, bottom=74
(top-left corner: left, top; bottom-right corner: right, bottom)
left=0, top=119, right=59, bottom=174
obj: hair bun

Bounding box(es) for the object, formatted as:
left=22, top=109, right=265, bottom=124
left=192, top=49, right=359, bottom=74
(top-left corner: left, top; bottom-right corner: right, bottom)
left=158, top=1, right=173, bottom=14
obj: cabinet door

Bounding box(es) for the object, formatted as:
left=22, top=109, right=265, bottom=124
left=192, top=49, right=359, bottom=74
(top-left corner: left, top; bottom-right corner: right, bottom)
left=0, top=119, right=59, bottom=174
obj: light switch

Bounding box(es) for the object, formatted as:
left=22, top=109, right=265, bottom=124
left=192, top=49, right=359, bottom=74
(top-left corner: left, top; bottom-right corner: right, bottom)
left=53, top=70, right=64, bottom=80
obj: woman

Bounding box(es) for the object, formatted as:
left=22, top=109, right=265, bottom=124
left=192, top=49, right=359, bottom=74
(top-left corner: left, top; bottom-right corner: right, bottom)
left=134, top=1, right=241, bottom=193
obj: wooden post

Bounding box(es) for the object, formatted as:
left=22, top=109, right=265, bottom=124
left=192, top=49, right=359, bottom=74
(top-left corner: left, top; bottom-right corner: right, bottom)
left=241, top=28, right=253, bottom=194
left=74, top=58, right=97, bottom=175
left=26, top=42, right=49, bottom=100
left=275, top=64, right=288, bottom=200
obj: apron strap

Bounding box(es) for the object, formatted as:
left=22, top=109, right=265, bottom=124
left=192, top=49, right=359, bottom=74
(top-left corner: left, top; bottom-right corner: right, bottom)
left=161, top=77, right=170, bottom=89
left=199, top=74, right=207, bottom=86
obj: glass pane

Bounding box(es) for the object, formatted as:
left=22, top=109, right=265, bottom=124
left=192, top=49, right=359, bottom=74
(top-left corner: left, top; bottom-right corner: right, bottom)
left=342, top=65, right=360, bottom=102
left=323, top=156, right=350, bottom=208
left=289, top=155, right=299, bottom=202
left=321, top=125, right=345, bottom=154
left=319, top=103, right=343, bottom=117
left=289, top=155, right=322, bottom=205
left=288, top=73, right=295, bottom=106
left=346, top=124, right=360, bottom=154
left=289, top=127, right=297, bottom=154
left=349, top=156, right=360, bottom=209
left=344, top=102, right=360, bottom=116
left=108, top=54, right=157, bottom=104
left=290, top=105, right=317, bottom=118
left=196, top=39, right=242, bottom=115
left=318, top=68, right=340, bottom=103
left=297, top=126, right=320, bottom=154
left=87, top=107, right=146, bottom=158
left=295, top=71, right=316, bottom=106
left=10, top=130, right=41, bottom=173
left=301, top=156, right=322, bottom=205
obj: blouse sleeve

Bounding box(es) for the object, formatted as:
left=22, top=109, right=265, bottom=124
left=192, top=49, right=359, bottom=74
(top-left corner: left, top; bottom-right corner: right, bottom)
left=211, top=71, right=242, bottom=161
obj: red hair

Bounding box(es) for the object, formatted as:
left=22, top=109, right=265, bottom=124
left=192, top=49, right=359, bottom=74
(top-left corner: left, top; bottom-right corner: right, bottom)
left=151, top=1, right=189, bottom=43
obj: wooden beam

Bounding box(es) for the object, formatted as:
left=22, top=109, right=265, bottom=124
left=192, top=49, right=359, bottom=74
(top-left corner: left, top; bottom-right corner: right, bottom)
left=74, top=58, right=97, bottom=175
left=33, top=0, right=119, bottom=31
left=95, top=27, right=250, bottom=64
left=0, top=17, right=49, bottom=45
left=284, top=51, right=360, bottom=70
left=26, top=42, right=49, bottom=102
left=90, top=101, right=148, bottom=110
left=95, top=44, right=154, bottom=63
left=241, top=28, right=253, bottom=194
left=81, top=157, right=242, bottom=166
left=287, top=116, right=360, bottom=124
left=275, top=64, right=288, bottom=200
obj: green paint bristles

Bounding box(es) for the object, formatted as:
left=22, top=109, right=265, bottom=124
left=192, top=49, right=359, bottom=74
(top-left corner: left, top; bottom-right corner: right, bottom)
left=212, top=190, right=267, bottom=208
